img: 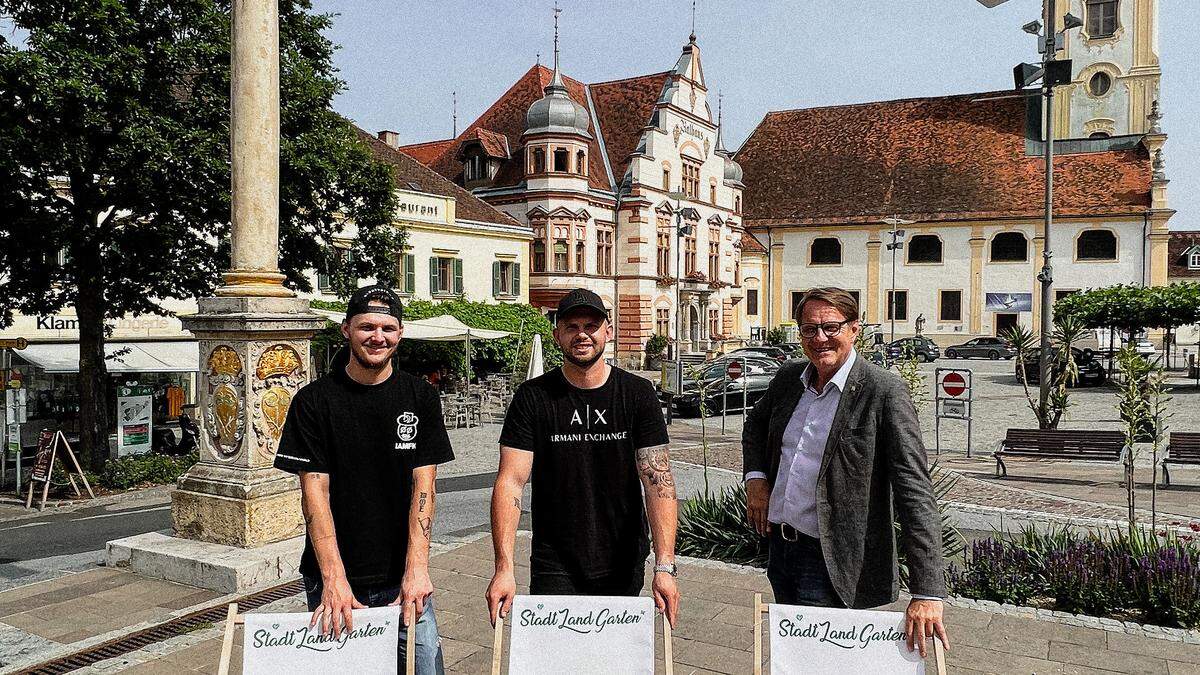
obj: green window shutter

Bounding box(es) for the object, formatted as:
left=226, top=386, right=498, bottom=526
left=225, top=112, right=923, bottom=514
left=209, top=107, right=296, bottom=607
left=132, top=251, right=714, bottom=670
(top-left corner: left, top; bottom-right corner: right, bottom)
left=454, top=258, right=464, bottom=294
left=513, top=263, right=521, bottom=296
left=405, top=254, right=415, bottom=294
left=492, top=261, right=501, bottom=297
left=429, top=257, right=439, bottom=294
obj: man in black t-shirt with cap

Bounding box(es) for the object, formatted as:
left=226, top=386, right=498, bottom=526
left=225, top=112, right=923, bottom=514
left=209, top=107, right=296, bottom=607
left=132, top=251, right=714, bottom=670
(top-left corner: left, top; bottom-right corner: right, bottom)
left=274, top=285, right=453, bottom=673
left=486, top=288, right=681, bottom=627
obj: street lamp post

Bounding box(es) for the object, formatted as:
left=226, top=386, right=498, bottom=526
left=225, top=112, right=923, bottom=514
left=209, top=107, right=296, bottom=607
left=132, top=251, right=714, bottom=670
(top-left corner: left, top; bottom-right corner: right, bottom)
left=978, top=0, right=1084, bottom=426
left=883, top=217, right=913, bottom=343
left=669, top=188, right=693, bottom=398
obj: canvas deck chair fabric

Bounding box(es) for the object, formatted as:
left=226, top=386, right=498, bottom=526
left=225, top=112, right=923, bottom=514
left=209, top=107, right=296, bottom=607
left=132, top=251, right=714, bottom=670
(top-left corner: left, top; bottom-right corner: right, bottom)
left=217, top=603, right=413, bottom=675
left=752, top=593, right=946, bottom=675
left=491, top=595, right=673, bottom=675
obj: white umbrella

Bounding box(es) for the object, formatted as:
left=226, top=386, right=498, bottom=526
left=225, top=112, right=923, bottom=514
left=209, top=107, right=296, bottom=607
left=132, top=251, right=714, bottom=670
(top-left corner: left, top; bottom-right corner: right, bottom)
left=526, top=334, right=545, bottom=380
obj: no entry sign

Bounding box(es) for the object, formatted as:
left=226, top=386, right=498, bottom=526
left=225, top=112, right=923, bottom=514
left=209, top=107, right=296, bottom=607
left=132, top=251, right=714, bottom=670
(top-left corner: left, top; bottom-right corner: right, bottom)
left=940, top=371, right=968, bottom=398
left=726, top=360, right=743, bottom=380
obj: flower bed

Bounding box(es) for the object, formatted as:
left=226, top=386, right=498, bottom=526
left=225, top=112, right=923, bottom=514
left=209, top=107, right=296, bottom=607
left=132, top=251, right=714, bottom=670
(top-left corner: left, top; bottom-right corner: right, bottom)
left=949, top=527, right=1200, bottom=630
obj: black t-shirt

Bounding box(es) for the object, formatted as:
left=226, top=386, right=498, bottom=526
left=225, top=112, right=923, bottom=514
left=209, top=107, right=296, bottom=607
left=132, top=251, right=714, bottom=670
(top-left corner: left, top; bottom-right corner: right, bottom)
left=274, top=349, right=454, bottom=587
left=499, top=366, right=669, bottom=578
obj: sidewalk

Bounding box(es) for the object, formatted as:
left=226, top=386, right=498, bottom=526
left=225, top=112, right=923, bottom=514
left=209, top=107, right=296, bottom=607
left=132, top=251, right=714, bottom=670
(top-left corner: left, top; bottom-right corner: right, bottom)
left=3, top=533, right=1198, bottom=674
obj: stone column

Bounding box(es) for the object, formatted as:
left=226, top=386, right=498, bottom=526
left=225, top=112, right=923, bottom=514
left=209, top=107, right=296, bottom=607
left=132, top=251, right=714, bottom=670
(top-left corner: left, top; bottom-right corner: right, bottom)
left=173, top=0, right=324, bottom=548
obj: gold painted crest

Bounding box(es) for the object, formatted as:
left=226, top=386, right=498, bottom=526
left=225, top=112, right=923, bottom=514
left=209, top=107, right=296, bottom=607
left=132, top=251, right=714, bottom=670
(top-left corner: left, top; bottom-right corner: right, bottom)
left=208, top=346, right=242, bottom=377
left=256, top=344, right=301, bottom=380
left=259, top=385, right=292, bottom=440
left=212, top=384, right=240, bottom=451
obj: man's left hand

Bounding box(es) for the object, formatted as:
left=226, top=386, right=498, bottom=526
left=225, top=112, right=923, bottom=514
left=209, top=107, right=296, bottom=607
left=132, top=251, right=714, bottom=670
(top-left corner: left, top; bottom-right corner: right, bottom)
left=392, top=566, right=434, bottom=626
left=652, top=571, right=680, bottom=628
left=905, top=599, right=949, bottom=658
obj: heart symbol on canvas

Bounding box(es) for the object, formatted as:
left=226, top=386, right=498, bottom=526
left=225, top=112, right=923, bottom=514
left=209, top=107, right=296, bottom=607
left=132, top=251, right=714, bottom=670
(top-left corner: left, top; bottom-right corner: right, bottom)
left=537, top=604, right=544, bottom=610
left=272, top=624, right=279, bottom=630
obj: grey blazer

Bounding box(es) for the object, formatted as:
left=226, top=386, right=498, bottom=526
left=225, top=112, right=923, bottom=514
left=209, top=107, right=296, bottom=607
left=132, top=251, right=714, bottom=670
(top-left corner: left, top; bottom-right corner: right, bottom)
left=742, top=356, right=946, bottom=608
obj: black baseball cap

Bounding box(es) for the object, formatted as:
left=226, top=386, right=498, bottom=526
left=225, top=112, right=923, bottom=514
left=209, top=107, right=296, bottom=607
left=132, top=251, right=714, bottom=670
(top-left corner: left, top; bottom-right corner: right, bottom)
left=556, top=288, right=608, bottom=320
left=345, top=285, right=404, bottom=322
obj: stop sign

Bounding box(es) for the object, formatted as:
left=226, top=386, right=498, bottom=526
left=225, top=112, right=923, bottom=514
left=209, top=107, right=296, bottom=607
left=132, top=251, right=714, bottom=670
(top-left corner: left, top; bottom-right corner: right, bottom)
left=726, top=360, right=743, bottom=380
left=941, top=372, right=967, bottom=397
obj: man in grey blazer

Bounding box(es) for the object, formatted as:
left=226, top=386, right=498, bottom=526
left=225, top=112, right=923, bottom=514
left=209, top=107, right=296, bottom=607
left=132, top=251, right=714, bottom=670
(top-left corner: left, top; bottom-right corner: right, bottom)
left=743, top=287, right=949, bottom=657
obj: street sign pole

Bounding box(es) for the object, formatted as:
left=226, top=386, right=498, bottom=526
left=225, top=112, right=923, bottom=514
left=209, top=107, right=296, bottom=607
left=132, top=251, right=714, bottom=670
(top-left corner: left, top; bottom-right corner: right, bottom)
left=742, top=357, right=748, bottom=427
left=934, top=367, right=974, bottom=457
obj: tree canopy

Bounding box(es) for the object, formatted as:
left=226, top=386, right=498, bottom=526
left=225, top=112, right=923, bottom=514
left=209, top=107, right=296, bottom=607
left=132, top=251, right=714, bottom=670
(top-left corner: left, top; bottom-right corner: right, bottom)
left=1054, top=283, right=1200, bottom=333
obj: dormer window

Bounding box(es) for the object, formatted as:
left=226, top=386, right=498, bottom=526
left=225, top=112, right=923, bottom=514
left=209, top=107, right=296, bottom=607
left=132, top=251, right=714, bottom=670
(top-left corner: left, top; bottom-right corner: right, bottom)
left=576, top=150, right=587, bottom=175
left=553, top=148, right=569, bottom=172
left=531, top=148, right=546, bottom=174
left=1186, top=246, right=1200, bottom=270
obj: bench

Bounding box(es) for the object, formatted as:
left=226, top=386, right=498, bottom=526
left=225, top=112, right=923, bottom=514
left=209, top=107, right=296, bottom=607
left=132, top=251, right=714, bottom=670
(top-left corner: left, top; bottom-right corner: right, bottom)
left=994, top=428, right=1127, bottom=477
left=1162, top=432, right=1200, bottom=486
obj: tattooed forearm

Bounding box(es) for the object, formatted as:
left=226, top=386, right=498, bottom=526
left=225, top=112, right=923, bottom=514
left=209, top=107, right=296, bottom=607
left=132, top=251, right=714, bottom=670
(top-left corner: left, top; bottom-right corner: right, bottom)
left=419, top=517, right=432, bottom=539
left=512, top=496, right=521, bottom=511
left=418, top=491, right=428, bottom=513
left=636, top=444, right=676, bottom=499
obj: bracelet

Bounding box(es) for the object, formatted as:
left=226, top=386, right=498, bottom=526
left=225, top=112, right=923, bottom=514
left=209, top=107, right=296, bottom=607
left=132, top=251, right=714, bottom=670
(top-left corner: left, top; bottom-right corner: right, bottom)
left=653, top=562, right=677, bottom=577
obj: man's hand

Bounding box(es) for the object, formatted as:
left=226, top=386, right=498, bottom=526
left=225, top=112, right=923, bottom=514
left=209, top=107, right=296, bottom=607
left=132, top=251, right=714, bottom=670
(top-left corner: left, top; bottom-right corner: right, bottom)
left=745, top=478, right=770, bottom=536
left=905, top=599, right=949, bottom=658
left=310, top=576, right=366, bottom=638
left=486, top=569, right=516, bottom=627
left=652, top=571, right=680, bottom=628
left=392, top=566, right=434, bottom=626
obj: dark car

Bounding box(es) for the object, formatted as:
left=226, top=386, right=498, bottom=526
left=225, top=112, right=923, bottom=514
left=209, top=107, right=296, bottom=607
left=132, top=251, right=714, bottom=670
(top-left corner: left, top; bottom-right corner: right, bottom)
left=1015, top=347, right=1107, bottom=387
left=672, top=356, right=780, bottom=417
left=885, top=337, right=941, bottom=363
left=725, top=345, right=791, bottom=364
left=945, top=337, right=1017, bottom=360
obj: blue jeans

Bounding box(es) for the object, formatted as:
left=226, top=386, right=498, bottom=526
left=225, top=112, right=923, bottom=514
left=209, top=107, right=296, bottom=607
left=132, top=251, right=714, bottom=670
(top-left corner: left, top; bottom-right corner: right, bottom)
left=766, top=525, right=846, bottom=608
left=303, top=575, right=445, bottom=674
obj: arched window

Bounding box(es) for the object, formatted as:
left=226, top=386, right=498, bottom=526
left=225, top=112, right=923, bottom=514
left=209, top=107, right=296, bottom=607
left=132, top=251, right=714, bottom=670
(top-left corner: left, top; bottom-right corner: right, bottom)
left=907, top=235, right=943, bottom=264
left=1089, top=131, right=1111, bottom=139
left=553, top=148, right=569, bottom=172
left=662, top=168, right=671, bottom=191
left=553, top=240, right=569, bottom=271
left=810, top=237, right=842, bottom=265
left=532, top=148, right=546, bottom=174
left=990, top=232, right=1028, bottom=262
left=1077, top=229, right=1117, bottom=260
left=734, top=196, right=741, bottom=213
left=576, top=150, right=586, bottom=175
left=532, top=241, right=546, bottom=272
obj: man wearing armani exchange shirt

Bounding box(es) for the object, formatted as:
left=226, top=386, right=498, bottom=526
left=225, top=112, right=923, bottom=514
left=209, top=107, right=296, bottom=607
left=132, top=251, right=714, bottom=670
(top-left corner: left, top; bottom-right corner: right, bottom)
left=486, top=288, right=681, bottom=628
left=742, top=287, right=950, bottom=658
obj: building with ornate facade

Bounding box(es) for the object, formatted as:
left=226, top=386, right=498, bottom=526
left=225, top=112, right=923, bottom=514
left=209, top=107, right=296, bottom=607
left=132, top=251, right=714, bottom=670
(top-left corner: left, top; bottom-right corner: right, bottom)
left=734, top=0, right=1172, bottom=343
left=399, top=35, right=745, bottom=368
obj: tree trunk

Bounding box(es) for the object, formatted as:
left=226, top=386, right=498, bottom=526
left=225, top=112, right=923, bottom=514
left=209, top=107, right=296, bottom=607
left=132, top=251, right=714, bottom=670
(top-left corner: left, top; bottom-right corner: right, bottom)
left=75, top=263, right=110, bottom=473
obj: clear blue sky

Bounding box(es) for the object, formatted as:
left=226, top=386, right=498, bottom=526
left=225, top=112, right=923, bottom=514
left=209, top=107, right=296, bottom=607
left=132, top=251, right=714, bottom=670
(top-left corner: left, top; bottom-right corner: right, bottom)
left=315, top=0, right=1197, bottom=230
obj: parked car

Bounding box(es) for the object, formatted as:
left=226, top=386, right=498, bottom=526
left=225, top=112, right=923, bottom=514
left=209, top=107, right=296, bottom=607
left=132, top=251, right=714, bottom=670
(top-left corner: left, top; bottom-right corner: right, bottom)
left=944, top=337, right=1017, bottom=360
left=725, top=345, right=791, bottom=364
left=885, top=336, right=941, bottom=363
left=1015, top=347, right=1107, bottom=387
left=672, top=357, right=781, bottom=416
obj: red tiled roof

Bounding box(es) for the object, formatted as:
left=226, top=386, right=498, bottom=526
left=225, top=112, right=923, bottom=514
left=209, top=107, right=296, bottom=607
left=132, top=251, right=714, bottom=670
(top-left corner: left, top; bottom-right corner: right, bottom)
left=735, top=92, right=1153, bottom=226
left=460, top=128, right=511, bottom=159
left=1168, top=231, right=1200, bottom=279
left=354, top=127, right=523, bottom=228
left=740, top=232, right=767, bottom=254
left=589, top=72, right=670, bottom=184
left=397, top=138, right=455, bottom=166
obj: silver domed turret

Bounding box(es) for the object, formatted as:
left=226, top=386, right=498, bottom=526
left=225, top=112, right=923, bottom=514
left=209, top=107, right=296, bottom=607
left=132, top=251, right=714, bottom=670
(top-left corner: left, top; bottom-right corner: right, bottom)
left=524, top=69, right=591, bottom=139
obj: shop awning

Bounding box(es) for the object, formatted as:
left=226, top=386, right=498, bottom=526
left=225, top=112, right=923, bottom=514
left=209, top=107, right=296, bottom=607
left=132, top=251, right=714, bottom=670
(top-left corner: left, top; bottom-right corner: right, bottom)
left=16, top=341, right=199, bottom=374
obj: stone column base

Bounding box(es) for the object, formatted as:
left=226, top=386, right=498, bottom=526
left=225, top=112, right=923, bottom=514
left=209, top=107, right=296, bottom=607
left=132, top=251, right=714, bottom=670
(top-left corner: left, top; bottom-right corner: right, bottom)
left=106, top=531, right=304, bottom=594
left=172, top=481, right=303, bottom=549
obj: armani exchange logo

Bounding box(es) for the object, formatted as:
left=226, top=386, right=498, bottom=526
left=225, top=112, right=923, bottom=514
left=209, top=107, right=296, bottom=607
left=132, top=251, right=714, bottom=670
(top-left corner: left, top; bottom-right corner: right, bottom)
left=395, top=411, right=418, bottom=451
left=554, top=405, right=627, bottom=442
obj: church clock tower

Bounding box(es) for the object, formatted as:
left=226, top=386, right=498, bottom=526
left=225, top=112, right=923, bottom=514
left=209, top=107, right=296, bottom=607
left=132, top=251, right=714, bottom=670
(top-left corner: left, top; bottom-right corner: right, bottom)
left=1055, top=0, right=1160, bottom=138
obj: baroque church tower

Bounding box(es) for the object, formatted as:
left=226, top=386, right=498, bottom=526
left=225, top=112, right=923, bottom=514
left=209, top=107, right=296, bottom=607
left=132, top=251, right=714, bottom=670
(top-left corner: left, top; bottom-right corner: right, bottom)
left=1055, top=0, right=1161, bottom=138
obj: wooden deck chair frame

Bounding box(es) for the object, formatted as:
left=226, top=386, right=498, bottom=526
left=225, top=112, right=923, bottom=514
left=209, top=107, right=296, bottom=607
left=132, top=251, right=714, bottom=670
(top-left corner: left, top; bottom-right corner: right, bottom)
left=217, top=602, right=417, bottom=675
left=489, top=611, right=674, bottom=675
left=751, top=593, right=945, bottom=675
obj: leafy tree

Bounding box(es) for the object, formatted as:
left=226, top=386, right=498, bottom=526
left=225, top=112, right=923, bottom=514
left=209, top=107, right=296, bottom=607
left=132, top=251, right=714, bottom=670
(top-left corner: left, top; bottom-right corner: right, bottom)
left=0, top=0, right=401, bottom=468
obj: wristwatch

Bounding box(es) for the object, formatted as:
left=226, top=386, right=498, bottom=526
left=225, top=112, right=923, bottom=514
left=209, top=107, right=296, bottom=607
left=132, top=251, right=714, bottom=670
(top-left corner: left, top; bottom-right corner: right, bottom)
left=653, top=562, right=678, bottom=577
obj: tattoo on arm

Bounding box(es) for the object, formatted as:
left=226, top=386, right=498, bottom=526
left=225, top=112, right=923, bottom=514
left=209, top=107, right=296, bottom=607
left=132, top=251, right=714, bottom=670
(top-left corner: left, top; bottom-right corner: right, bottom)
left=418, top=517, right=432, bottom=539
left=512, top=496, right=521, bottom=511
left=418, top=491, right=428, bottom=513
left=636, top=444, right=676, bottom=499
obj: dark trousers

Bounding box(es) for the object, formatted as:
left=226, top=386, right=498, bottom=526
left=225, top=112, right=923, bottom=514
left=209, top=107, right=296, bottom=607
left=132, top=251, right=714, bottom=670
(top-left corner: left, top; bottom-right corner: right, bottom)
left=529, top=565, right=646, bottom=596
left=766, top=525, right=846, bottom=608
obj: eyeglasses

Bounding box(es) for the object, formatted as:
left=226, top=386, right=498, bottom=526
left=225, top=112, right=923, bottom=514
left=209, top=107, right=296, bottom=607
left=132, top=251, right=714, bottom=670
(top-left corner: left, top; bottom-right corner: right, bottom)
left=798, top=319, right=855, bottom=339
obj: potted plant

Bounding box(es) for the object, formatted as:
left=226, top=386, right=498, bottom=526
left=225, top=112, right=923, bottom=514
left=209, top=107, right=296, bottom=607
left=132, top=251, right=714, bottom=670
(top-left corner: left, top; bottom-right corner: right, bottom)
left=644, top=334, right=669, bottom=371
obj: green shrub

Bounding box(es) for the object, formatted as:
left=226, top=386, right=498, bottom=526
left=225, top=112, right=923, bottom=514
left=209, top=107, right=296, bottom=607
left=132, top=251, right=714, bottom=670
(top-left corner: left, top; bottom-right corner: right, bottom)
left=644, top=334, right=668, bottom=357
left=99, top=452, right=199, bottom=490
left=677, top=483, right=767, bottom=567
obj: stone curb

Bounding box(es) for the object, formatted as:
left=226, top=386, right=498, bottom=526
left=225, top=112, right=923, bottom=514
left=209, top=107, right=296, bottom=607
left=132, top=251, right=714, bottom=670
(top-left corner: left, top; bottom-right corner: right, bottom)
left=945, top=499, right=1200, bottom=538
